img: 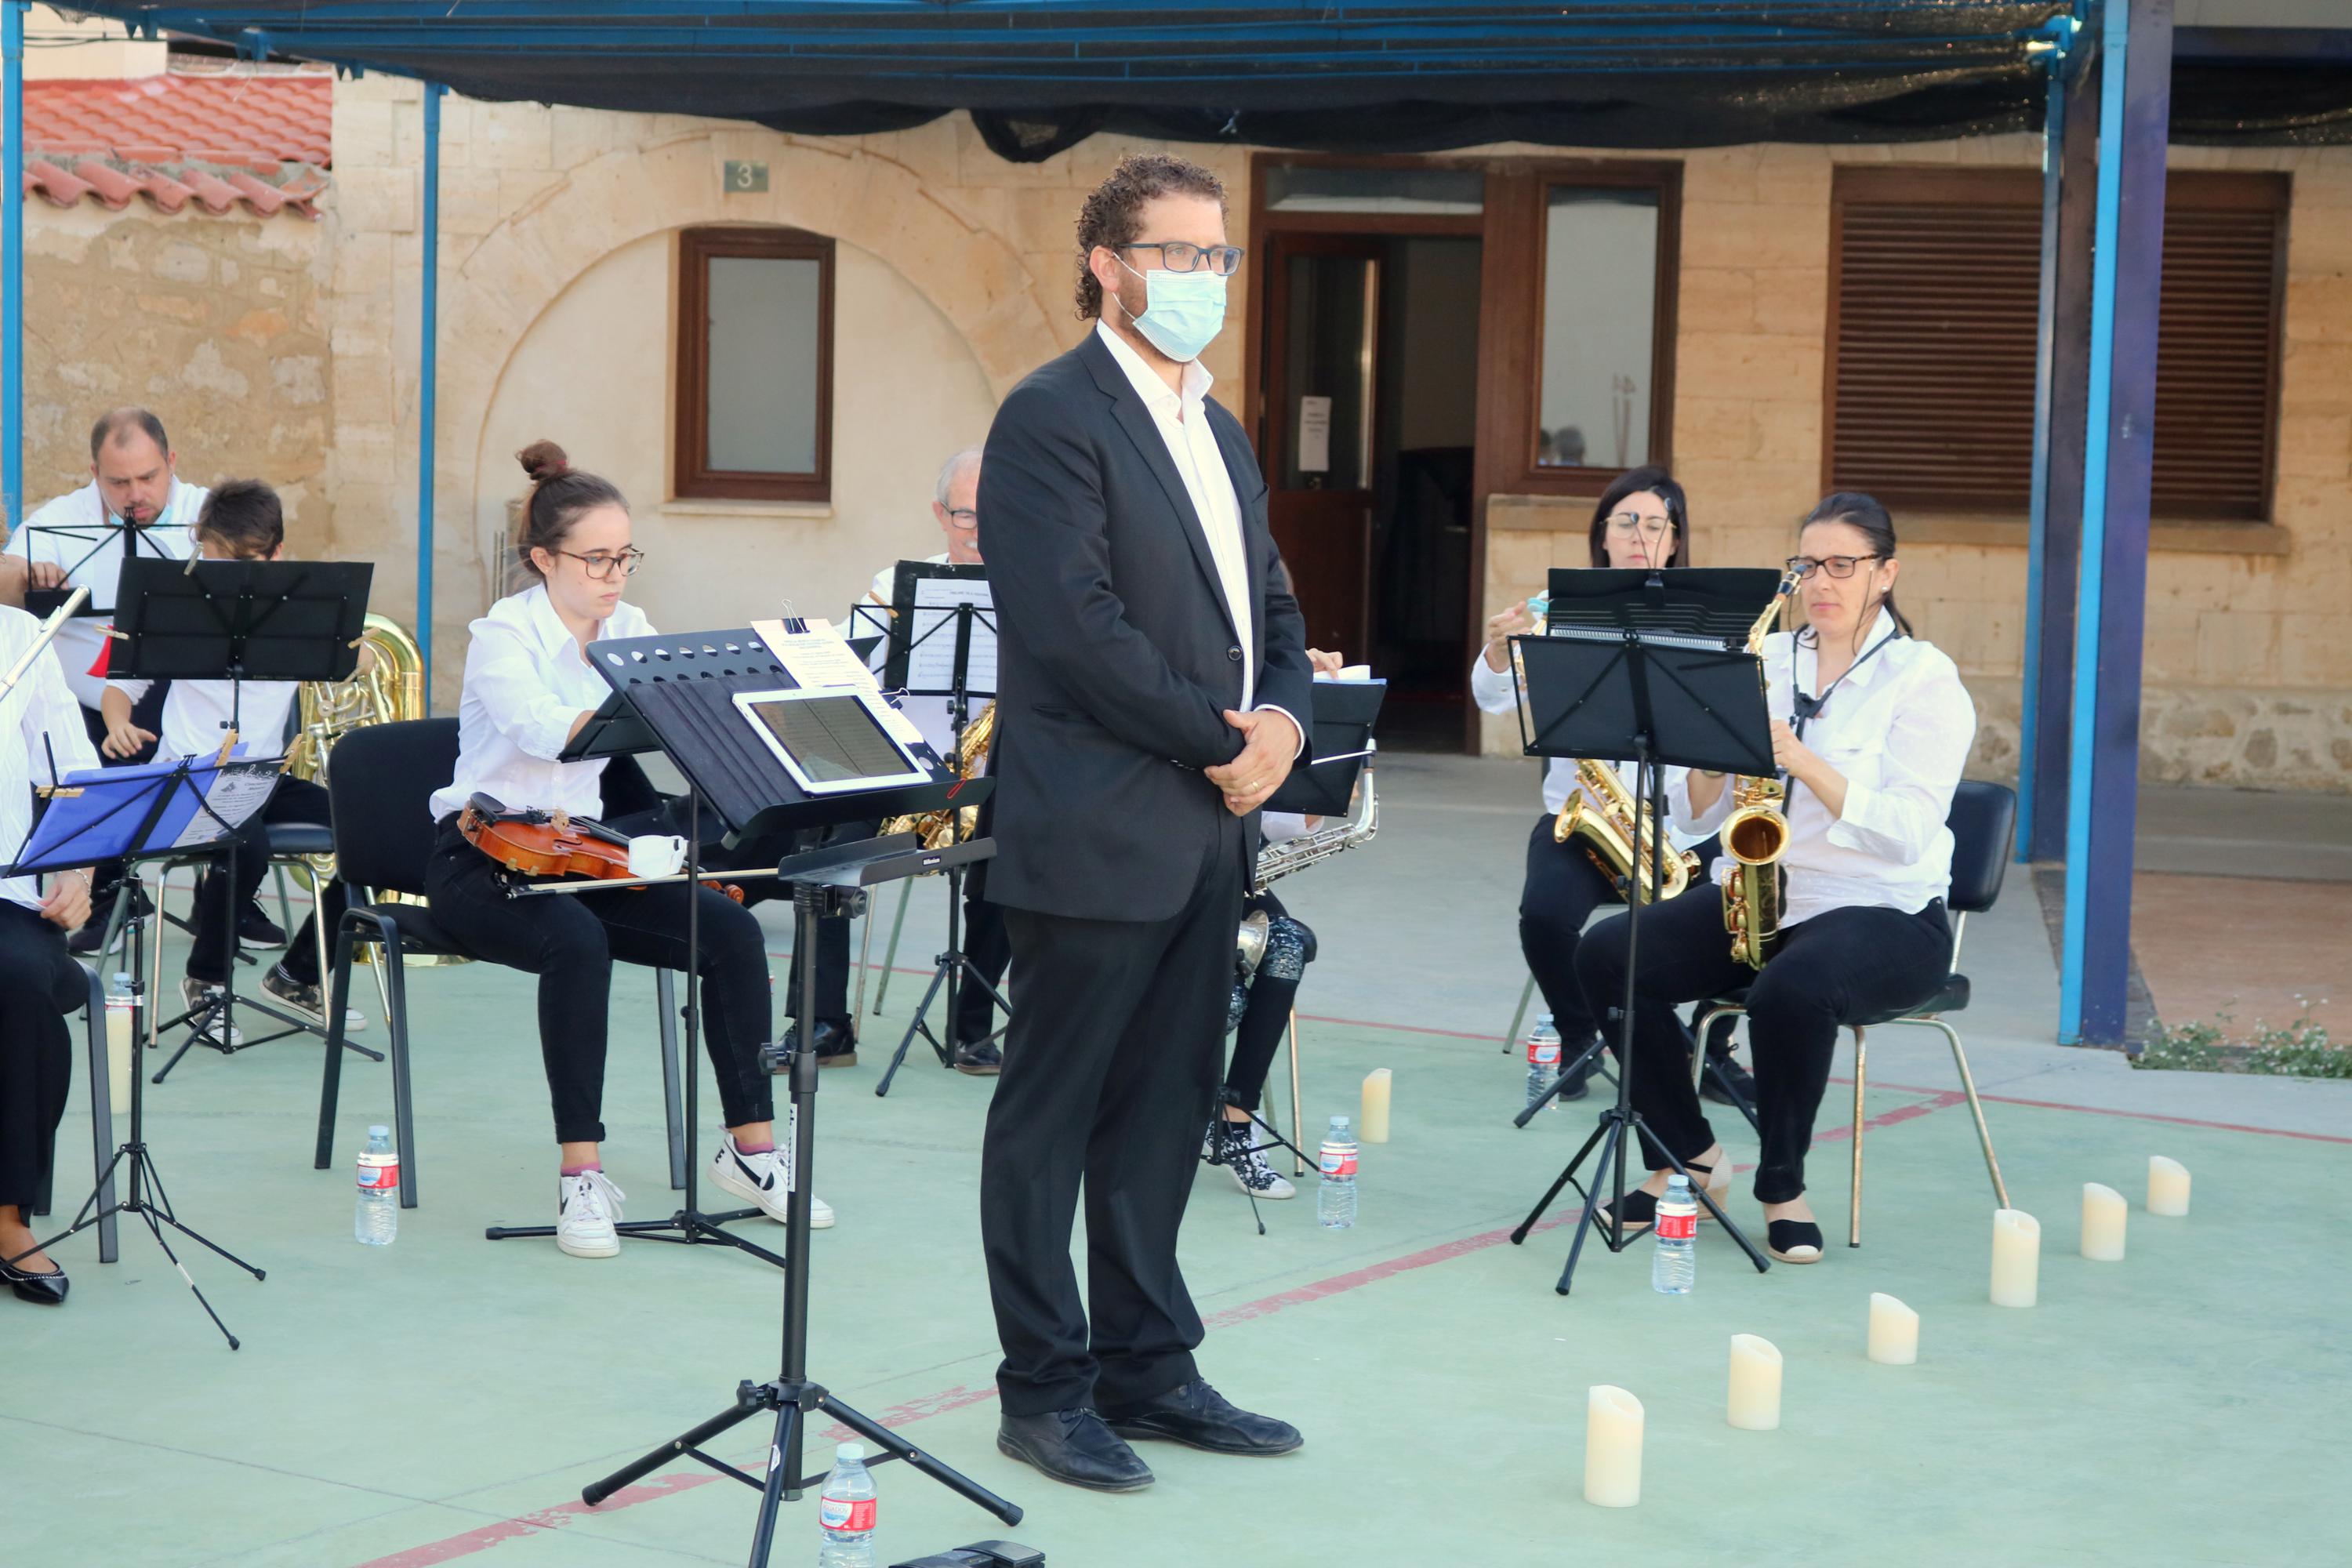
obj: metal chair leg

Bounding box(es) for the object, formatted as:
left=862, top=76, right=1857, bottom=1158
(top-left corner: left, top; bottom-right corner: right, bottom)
left=1849, top=1027, right=1867, bottom=1249
left=1502, top=972, right=1536, bottom=1055
left=872, top=879, right=913, bottom=1015
left=656, top=969, right=687, bottom=1191
left=316, top=918, right=365, bottom=1171
left=851, top=900, right=876, bottom=1041
left=1929, top=1018, right=2009, bottom=1210
left=1286, top=1008, right=1306, bottom=1178
left=379, top=925, right=419, bottom=1210
left=81, top=966, right=119, bottom=1262
left=272, top=863, right=295, bottom=947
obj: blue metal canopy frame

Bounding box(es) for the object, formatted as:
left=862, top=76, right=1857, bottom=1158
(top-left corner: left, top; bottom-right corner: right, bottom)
left=0, top=0, right=2192, bottom=1047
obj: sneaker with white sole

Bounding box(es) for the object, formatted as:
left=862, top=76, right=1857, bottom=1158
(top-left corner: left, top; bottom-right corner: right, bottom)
left=707, top=1132, right=835, bottom=1229
left=1203, top=1117, right=1297, bottom=1200
left=178, top=975, right=246, bottom=1048
left=557, top=1169, right=626, bottom=1258
left=263, top=964, right=370, bottom=1033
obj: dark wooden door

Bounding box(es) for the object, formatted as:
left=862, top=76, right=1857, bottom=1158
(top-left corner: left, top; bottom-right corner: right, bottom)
left=1260, top=234, right=1381, bottom=658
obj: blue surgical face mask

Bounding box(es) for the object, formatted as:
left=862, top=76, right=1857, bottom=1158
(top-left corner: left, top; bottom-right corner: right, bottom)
left=1117, top=256, right=1228, bottom=364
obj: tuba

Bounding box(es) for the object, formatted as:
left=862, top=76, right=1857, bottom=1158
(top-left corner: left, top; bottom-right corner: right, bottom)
left=880, top=700, right=995, bottom=851
left=289, top=615, right=467, bottom=967
left=1722, top=571, right=1800, bottom=969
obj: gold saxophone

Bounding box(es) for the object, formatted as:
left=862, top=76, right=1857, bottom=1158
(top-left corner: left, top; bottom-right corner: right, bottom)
left=289, top=615, right=467, bottom=967
left=880, top=700, right=995, bottom=850
left=1555, top=757, right=1697, bottom=903
left=1722, top=572, right=1800, bottom=969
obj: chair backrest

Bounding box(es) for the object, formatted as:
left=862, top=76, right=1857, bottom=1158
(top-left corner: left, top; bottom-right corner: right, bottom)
left=1944, top=779, right=2017, bottom=915
left=326, top=718, right=461, bottom=897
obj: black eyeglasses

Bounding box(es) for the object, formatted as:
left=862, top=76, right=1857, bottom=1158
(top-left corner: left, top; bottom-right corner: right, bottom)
left=942, top=509, right=978, bottom=530
left=554, top=547, right=646, bottom=580
left=1784, top=554, right=1882, bottom=581
left=1117, top=241, right=1246, bottom=276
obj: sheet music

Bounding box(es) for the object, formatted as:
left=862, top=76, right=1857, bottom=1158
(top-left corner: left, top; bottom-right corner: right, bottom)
left=846, top=603, right=893, bottom=675
left=168, top=757, right=282, bottom=848
left=906, top=576, right=997, bottom=699
left=753, top=617, right=927, bottom=750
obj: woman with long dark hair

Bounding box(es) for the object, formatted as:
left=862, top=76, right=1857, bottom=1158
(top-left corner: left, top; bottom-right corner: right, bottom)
left=1468, top=466, right=1744, bottom=1103
left=1573, top=492, right=1974, bottom=1263
left=423, top=441, right=828, bottom=1258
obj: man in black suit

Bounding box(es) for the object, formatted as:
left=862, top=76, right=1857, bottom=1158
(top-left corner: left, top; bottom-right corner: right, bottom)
left=978, top=153, right=1314, bottom=1493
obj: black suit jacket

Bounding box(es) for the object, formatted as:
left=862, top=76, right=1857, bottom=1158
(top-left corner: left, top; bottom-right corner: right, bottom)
left=978, top=329, right=1313, bottom=923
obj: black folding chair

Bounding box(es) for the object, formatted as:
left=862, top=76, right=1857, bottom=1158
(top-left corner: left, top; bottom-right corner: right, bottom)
left=1694, top=779, right=2016, bottom=1248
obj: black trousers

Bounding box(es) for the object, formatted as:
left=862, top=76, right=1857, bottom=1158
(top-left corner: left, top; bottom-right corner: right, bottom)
left=0, top=902, right=85, bottom=1210
left=980, top=829, right=1242, bottom=1417
left=1519, top=815, right=1627, bottom=1047
left=1223, top=890, right=1312, bottom=1113
left=423, top=819, right=775, bottom=1145
left=1574, top=886, right=1953, bottom=1203
left=185, top=776, right=343, bottom=986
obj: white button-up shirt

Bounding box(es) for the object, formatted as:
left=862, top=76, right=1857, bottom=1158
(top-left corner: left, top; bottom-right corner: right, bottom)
left=5, top=478, right=206, bottom=709
left=0, top=604, right=104, bottom=911
left=1671, top=610, right=1976, bottom=927
left=428, top=584, right=655, bottom=822
left=1468, top=645, right=1703, bottom=851
left=106, top=671, right=296, bottom=765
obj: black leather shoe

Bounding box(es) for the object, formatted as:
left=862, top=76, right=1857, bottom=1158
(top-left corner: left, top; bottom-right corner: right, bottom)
left=1099, top=1379, right=1303, bottom=1457
left=953, top=1036, right=1003, bottom=1076
left=996, top=1408, right=1153, bottom=1492
left=2, top=1252, right=69, bottom=1305
left=1701, top=1049, right=1758, bottom=1112
left=1767, top=1218, right=1824, bottom=1264
left=782, top=1018, right=858, bottom=1068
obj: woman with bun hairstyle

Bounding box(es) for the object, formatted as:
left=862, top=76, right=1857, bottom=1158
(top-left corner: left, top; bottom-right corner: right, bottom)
left=423, top=441, right=829, bottom=1258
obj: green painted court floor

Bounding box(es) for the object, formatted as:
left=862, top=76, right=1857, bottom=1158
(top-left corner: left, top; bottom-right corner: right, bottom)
left=10, top=757, right=2348, bottom=1567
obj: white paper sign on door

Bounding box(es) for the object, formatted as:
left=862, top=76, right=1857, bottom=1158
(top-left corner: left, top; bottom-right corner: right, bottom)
left=1297, top=396, right=1333, bottom=474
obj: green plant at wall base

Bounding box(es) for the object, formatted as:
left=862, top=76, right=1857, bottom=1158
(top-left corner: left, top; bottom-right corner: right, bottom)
left=2132, top=1002, right=2347, bottom=1078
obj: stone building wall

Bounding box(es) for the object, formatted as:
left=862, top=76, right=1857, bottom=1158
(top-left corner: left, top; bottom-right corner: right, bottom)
left=16, top=200, right=332, bottom=544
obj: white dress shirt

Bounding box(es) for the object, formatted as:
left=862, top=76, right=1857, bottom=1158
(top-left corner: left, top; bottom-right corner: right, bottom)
left=1092, top=321, right=1301, bottom=752
left=1671, top=609, right=1976, bottom=927
left=428, top=584, right=655, bottom=822
left=4, top=478, right=206, bottom=708
left=1468, top=645, right=1704, bottom=851
left=0, top=605, right=104, bottom=911
left=105, top=672, right=296, bottom=765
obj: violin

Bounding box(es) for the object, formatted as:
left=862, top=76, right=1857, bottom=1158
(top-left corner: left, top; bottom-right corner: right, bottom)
left=458, top=794, right=744, bottom=902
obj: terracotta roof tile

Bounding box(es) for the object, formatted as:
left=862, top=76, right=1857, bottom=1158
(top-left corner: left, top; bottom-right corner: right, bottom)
left=20, top=72, right=332, bottom=220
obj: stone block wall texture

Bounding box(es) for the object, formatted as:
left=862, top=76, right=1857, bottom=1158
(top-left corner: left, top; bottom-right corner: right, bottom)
left=304, top=85, right=2350, bottom=784
left=16, top=201, right=331, bottom=546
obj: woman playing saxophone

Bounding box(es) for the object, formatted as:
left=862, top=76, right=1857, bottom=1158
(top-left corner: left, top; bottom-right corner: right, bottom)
left=1574, top=494, right=1976, bottom=1264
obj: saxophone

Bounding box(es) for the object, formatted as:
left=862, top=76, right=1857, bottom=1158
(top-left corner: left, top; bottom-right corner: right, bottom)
left=880, top=700, right=995, bottom=850
left=1722, top=572, right=1801, bottom=969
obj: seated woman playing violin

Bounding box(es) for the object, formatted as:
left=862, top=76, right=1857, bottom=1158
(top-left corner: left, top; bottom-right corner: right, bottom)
left=424, top=441, right=829, bottom=1260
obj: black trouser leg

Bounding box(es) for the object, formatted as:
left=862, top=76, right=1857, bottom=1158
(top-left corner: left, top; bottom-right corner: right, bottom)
left=1573, top=884, right=1748, bottom=1169
left=980, top=833, right=1239, bottom=1417
left=0, top=904, right=84, bottom=1210
left=186, top=779, right=345, bottom=985
left=952, top=889, right=1013, bottom=1045
left=1519, top=815, right=1624, bottom=1049
left=1222, top=895, right=1312, bottom=1113
left=1742, top=902, right=1951, bottom=1203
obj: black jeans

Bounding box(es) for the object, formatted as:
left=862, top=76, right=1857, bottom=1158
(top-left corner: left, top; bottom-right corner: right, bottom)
left=980, top=829, right=1242, bottom=1417
left=1223, top=889, right=1312, bottom=1113
left=1519, top=815, right=1626, bottom=1047
left=0, top=902, right=85, bottom=1210
left=423, top=819, right=774, bottom=1145
left=1574, top=886, right=1953, bottom=1203
left=185, top=776, right=343, bottom=986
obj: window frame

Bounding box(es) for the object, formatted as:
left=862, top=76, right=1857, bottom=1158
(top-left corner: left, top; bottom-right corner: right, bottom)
left=1823, top=165, right=2289, bottom=522
left=673, top=224, right=837, bottom=504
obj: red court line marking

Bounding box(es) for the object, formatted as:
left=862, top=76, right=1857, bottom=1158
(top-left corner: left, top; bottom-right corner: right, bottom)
left=1857, top=1074, right=2352, bottom=1146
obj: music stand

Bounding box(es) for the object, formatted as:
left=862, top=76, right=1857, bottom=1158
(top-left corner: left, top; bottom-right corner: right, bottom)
left=109, top=557, right=373, bottom=1069
left=482, top=622, right=982, bottom=1268
left=874, top=562, right=1005, bottom=1096
left=5, top=752, right=281, bottom=1346
left=579, top=832, right=1022, bottom=1566
left=1503, top=567, right=1781, bottom=1294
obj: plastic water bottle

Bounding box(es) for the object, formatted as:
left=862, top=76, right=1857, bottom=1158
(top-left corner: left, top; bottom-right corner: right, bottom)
left=816, top=1441, right=877, bottom=1567
left=103, top=971, right=136, bottom=1107
left=354, top=1125, right=398, bottom=1245
left=1524, top=1013, right=1563, bottom=1112
left=1316, top=1114, right=1359, bottom=1229
left=1651, top=1173, right=1696, bottom=1295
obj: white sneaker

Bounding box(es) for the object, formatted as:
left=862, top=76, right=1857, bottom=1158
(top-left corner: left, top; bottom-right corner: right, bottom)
left=556, top=1170, right=626, bottom=1258
left=708, top=1133, right=835, bottom=1229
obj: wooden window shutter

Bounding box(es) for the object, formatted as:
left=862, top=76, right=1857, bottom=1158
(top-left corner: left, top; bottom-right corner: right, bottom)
left=1826, top=168, right=2287, bottom=521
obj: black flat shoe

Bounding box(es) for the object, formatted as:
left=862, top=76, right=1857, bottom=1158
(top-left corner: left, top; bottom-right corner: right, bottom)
left=1099, top=1379, right=1302, bottom=1457
left=953, top=1037, right=1003, bottom=1076
left=1767, top=1218, right=1824, bottom=1264
left=2, top=1253, right=69, bottom=1305
left=996, top=1408, right=1154, bottom=1492
left=1595, top=1159, right=1727, bottom=1232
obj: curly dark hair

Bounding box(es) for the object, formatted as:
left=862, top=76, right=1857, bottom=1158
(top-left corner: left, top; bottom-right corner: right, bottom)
left=1073, top=153, right=1229, bottom=320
